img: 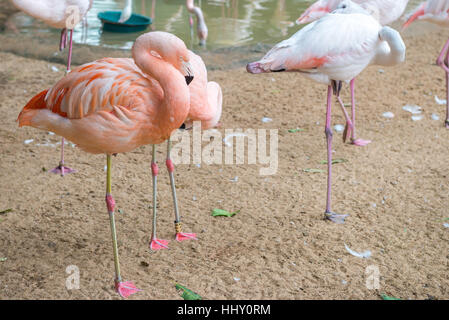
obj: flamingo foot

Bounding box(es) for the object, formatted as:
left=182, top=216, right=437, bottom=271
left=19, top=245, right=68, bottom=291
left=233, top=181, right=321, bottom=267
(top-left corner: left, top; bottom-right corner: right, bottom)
left=176, top=232, right=198, bottom=242
left=115, top=280, right=141, bottom=298
left=325, top=212, right=349, bottom=224
left=351, top=139, right=371, bottom=147
left=150, top=238, right=169, bottom=251
left=50, top=164, right=75, bottom=176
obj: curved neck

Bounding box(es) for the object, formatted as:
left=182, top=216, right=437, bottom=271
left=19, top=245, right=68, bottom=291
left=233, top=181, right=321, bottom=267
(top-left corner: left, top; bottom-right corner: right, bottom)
left=186, top=0, right=207, bottom=29
left=125, top=0, right=132, bottom=10
left=374, top=26, right=406, bottom=66
left=133, top=45, right=190, bottom=136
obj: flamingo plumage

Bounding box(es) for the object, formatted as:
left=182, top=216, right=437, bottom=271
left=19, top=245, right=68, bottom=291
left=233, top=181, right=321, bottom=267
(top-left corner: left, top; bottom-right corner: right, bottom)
left=17, top=31, right=195, bottom=298
left=296, top=0, right=409, bottom=146
left=247, top=1, right=405, bottom=223
left=9, top=0, right=94, bottom=175
left=403, top=0, right=449, bottom=128
left=297, top=0, right=410, bottom=26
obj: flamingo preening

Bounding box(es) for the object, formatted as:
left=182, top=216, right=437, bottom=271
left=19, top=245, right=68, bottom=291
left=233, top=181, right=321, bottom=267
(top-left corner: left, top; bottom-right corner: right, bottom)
left=296, top=0, right=410, bottom=146
left=17, top=31, right=196, bottom=298
left=247, top=1, right=406, bottom=223
left=9, top=0, right=94, bottom=175
left=186, top=0, right=208, bottom=46
left=403, top=0, right=449, bottom=128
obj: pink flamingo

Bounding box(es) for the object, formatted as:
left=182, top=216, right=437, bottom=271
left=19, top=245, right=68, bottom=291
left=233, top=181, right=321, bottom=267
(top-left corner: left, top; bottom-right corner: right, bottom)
left=149, top=49, right=223, bottom=250
left=403, top=0, right=449, bottom=128
left=9, top=0, right=94, bottom=175
left=17, top=31, right=195, bottom=298
left=296, top=0, right=410, bottom=146
left=247, top=1, right=406, bottom=223
left=186, top=0, right=208, bottom=46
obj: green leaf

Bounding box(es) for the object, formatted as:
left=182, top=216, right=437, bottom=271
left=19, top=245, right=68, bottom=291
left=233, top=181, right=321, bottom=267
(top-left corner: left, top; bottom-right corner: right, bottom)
left=303, top=168, right=325, bottom=173
left=320, top=159, right=348, bottom=165
left=175, top=284, right=202, bottom=300
left=0, top=209, right=12, bottom=215
left=211, top=209, right=239, bottom=217
left=0, top=257, right=7, bottom=262
left=288, top=128, right=305, bottom=133
left=380, top=294, right=401, bottom=300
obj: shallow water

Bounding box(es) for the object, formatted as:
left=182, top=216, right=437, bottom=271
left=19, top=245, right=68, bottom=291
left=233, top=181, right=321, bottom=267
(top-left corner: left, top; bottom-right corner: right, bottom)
left=9, top=0, right=421, bottom=51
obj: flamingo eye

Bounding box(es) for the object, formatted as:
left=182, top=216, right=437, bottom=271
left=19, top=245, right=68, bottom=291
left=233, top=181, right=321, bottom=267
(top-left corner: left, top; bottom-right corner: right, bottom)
left=150, top=50, right=162, bottom=59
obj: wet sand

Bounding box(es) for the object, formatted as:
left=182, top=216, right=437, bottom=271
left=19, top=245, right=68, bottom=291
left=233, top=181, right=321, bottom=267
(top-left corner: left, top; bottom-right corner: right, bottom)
left=0, top=17, right=448, bottom=299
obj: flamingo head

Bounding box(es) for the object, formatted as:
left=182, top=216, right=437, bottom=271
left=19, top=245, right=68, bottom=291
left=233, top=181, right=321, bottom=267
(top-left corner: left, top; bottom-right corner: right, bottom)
left=197, top=25, right=208, bottom=46
left=333, top=0, right=380, bottom=21
left=134, top=31, right=194, bottom=84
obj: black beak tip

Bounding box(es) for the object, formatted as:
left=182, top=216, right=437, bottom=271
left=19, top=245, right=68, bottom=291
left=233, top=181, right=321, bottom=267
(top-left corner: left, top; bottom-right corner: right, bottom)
left=179, top=123, right=186, bottom=130
left=185, top=76, right=194, bottom=85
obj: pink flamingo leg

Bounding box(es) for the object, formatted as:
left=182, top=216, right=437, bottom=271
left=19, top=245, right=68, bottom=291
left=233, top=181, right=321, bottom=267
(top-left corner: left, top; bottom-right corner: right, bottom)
left=105, top=155, right=141, bottom=298
left=150, top=145, right=170, bottom=251
left=348, top=79, right=371, bottom=146
left=436, top=37, right=449, bottom=128
left=324, top=82, right=348, bottom=224
left=51, top=29, right=75, bottom=176
left=336, top=95, right=353, bottom=143
left=166, top=139, right=197, bottom=242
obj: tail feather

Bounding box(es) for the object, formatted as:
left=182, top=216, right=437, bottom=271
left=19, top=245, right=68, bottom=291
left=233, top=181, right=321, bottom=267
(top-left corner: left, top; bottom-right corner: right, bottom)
left=17, top=90, right=48, bottom=127
left=403, top=4, right=426, bottom=30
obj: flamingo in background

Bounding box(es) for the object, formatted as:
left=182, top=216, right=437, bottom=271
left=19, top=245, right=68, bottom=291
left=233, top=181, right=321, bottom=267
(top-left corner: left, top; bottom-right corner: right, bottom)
left=403, top=0, right=449, bottom=128
left=296, top=0, right=410, bottom=146
left=9, top=0, right=94, bottom=176
left=186, top=0, right=208, bottom=46
left=247, top=1, right=406, bottom=223
left=17, top=31, right=195, bottom=298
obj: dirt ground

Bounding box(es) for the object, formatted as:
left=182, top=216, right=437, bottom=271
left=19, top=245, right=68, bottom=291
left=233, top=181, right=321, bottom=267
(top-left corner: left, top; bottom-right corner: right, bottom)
left=0, top=17, right=448, bottom=300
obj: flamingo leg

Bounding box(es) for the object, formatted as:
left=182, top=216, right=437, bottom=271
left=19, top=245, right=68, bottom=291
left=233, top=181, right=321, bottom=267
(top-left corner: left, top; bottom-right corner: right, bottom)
left=51, top=29, right=75, bottom=176
left=435, top=37, right=449, bottom=128
left=336, top=95, right=353, bottom=143
left=324, top=81, right=348, bottom=224
left=105, top=155, right=141, bottom=298
left=150, top=145, right=170, bottom=251
left=344, top=79, right=371, bottom=146
left=166, top=138, right=197, bottom=242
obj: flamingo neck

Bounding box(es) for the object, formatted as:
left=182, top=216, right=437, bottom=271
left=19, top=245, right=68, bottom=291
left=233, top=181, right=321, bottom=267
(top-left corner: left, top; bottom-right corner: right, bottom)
left=186, top=0, right=208, bottom=41
left=374, top=26, right=406, bottom=66
left=133, top=49, right=190, bottom=140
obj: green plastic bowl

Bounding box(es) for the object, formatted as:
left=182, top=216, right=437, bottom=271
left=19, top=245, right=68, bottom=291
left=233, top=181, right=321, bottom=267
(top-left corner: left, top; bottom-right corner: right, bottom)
left=98, top=11, right=152, bottom=33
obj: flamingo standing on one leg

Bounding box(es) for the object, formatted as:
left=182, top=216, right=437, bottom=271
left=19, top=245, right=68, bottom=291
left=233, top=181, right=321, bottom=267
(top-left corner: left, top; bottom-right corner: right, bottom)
left=9, top=0, right=94, bottom=176
left=149, top=50, right=223, bottom=250
left=186, top=0, right=208, bottom=46
left=296, top=0, right=410, bottom=146
left=403, top=0, right=449, bottom=128
left=17, top=31, right=195, bottom=297
left=247, top=1, right=405, bottom=223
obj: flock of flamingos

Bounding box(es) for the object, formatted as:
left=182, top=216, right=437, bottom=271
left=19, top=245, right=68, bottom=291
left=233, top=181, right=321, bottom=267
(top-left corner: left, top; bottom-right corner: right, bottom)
left=7, top=0, right=449, bottom=298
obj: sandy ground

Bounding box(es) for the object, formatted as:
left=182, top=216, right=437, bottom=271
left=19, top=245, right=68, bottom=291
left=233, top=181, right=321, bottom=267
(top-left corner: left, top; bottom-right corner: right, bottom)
left=0, top=18, right=448, bottom=300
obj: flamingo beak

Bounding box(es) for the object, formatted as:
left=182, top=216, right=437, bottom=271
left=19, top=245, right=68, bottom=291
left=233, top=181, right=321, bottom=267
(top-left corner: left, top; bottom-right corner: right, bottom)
left=182, top=61, right=194, bottom=85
